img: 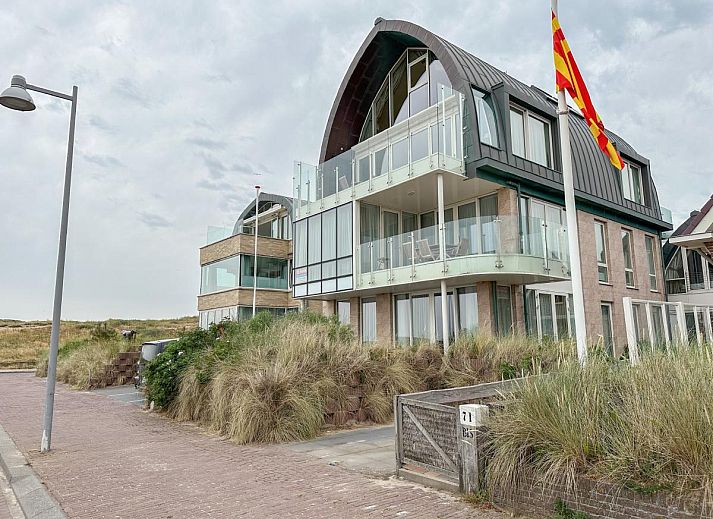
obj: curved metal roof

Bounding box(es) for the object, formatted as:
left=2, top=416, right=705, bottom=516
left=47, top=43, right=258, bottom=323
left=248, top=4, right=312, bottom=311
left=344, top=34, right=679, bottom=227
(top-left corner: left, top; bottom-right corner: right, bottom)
left=232, top=193, right=293, bottom=235
left=320, top=18, right=668, bottom=230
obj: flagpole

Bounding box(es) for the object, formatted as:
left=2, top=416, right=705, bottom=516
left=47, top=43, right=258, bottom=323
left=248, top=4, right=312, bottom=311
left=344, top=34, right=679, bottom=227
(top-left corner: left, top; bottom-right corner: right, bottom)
left=552, top=0, right=588, bottom=363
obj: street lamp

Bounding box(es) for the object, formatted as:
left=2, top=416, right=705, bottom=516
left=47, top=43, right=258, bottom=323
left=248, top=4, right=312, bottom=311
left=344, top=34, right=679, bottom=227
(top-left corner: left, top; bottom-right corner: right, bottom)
left=1, top=75, right=78, bottom=453
left=252, top=185, right=261, bottom=318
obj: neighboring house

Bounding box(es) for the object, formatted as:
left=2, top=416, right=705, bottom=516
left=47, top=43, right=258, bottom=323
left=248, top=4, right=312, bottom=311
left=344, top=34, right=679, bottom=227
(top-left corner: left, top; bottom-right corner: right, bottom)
left=198, top=193, right=313, bottom=328
left=663, top=195, right=713, bottom=307
left=290, top=18, right=671, bottom=356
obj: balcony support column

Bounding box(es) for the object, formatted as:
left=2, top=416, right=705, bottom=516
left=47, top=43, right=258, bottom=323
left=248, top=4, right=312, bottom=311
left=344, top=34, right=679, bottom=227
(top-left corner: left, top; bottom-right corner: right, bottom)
left=437, top=173, right=449, bottom=352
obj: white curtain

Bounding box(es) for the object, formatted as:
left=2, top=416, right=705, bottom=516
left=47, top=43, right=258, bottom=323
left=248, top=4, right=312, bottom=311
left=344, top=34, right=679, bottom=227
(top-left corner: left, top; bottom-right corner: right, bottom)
left=527, top=115, right=548, bottom=166
left=361, top=299, right=377, bottom=343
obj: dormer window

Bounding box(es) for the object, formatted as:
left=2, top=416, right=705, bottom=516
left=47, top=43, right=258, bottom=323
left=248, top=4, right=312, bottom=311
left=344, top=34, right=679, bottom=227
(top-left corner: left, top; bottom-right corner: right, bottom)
left=621, top=160, right=645, bottom=205
left=473, top=88, right=499, bottom=147
left=509, top=105, right=553, bottom=168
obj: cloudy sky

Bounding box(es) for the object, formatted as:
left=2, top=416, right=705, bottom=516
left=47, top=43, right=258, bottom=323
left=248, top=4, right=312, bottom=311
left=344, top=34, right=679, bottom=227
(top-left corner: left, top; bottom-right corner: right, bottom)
left=1, top=0, right=712, bottom=320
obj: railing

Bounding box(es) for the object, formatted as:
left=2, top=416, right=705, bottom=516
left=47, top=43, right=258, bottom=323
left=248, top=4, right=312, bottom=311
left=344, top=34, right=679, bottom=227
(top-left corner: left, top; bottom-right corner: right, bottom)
left=623, top=297, right=713, bottom=363
left=293, top=85, right=466, bottom=219
left=355, top=215, right=570, bottom=287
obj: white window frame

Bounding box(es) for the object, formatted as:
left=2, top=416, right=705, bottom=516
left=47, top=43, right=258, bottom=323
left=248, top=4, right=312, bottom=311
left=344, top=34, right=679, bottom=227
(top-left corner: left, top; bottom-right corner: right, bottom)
left=644, top=235, right=659, bottom=292
left=594, top=221, right=609, bottom=284
left=509, top=104, right=554, bottom=168
left=622, top=161, right=644, bottom=205
left=531, top=289, right=572, bottom=341
left=621, top=229, right=636, bottom=288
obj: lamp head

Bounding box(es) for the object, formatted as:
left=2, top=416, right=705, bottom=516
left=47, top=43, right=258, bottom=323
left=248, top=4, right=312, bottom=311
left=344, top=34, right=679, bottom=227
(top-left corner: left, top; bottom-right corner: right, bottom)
left=0, top=75, right=36, bottom=111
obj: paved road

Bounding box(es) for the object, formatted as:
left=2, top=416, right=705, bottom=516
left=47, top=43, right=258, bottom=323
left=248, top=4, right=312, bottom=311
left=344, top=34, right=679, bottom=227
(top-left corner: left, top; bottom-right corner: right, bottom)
left=0, top=373, right=503, bottom=519
left=91, top=384, right=145, bottom=407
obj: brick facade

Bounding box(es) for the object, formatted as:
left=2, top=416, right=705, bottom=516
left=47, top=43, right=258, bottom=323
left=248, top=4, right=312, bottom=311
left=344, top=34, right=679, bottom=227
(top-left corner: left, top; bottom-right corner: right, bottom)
left=200, top=233, right=292, bottom=266
left=197, top=288, right=300, bottom=311
left=576, top=210, right=665, bottom=355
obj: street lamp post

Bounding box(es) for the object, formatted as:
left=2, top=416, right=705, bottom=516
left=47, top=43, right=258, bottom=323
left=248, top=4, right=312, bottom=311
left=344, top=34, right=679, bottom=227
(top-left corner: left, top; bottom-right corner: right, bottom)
left=0, top=75, right=78, bottom=452
left=252, top=186, right=260, bottom=318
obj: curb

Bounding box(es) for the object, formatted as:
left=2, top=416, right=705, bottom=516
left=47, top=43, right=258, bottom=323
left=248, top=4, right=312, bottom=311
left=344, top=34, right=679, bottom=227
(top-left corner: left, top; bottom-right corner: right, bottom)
left=0, top=425, right=67, bottom=519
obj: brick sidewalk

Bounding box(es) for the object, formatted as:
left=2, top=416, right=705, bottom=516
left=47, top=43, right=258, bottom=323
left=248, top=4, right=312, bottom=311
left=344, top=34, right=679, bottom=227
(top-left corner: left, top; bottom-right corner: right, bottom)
left=0, top=374, right=501, bottom=519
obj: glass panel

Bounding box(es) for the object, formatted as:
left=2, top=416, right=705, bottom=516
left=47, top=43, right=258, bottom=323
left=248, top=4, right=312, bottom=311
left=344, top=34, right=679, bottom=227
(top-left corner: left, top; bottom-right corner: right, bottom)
left=374, top=147, right=388, bottom=177
left=322, top=279, right=336, bottom=293
left=337, top=276, right=352, bottom=291
left=444, top=208, right=455, bottom=247
left=294, top=284, right=307, bottom=297
left=411, top=295, right=430, bottom=344
left=631, top=165, right=642, bottom=204
left=201, top=256, right=240, bottom=294
left=525, top=289, right=537, bottom=335
left=473, top=88, right=499, bottom=147
left=402, top=212, right=417, bottom=234
left=555, top=295, right=568, bottom=339
left=527, top=201, right=545, bottom=257
left=546, top=206, right=563, bottom=260
left=457, top=202, right=477, bottom=255
left=410, top=58, right=427, bottom=89
left=308, top=214, right=321, bottom=265
left=539, top=293, right=554, bottom=339
left=510, top=108, right=526, bottom=158
left=294, top=219, right=307, bottom=267
left=527, top=115, right=550, bottom=167
left=360, top=204, right=380, bottom=273
left=358, top=155, right=370, bottom=184
left=374, top=82, right=390, bottom=134
left=322, top=208, right=337, bottom=261
left=652, top=306, right=666, bottom=346
left=359, top=107, right=373, bottom=143
left=322, top=260, right=336, bottom=279
left=394, top=294, right=411, bottom=345
left=408, top=48, right=427, bottom=63
left=666, top=248, right=686, bottom=294
left=434, top=292, right=456, bottom=343
left=457, top=287, right=478, bottom=335
left=497, top=286, right=513, bottom=336
left=308, top=281, right=321, bottom=295
left=337, top=301, right=350, bottom=325
left=361, top=298, right=377, bottom=343
left=420, top=212, right=436, bottom=245
left=391, top=56, right=408, bottom=125
left=428, top=55, right=451, bottom=105
left=479, top=194, right=498, bottom=254
left=337, top=203, right=352, bottom=258
left=392, top=138, right=409, bottom=169
left=409, top=83, right=429, bottom=116
left=337, top=257, right=352, bottom=276
left=622, top=163, right=633, bottom=201
left=411, top=127, right=429, bottom=161
left=383, top=211, right=400, bottom=268
left=622, top=230, right=634, bottom=287
left=645, top=236, right=658, bottom=290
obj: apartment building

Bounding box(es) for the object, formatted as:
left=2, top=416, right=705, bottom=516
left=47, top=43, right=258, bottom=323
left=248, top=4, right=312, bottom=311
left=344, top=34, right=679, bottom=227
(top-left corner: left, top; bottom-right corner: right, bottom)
left=198, top=193, right=303, bottom=328
left=290, top=18, right=671, bottom=356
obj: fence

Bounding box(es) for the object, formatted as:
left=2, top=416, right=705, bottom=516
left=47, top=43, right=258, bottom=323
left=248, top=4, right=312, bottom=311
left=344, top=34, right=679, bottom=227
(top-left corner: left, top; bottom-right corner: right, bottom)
left=394, top=379, right=516, bottom=489
left=623, top=297, right=713, bottom=364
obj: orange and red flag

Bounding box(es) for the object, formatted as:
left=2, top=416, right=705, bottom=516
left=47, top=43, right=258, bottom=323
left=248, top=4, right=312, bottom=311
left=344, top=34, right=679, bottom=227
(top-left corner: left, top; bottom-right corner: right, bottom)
left=552, top=11, right=624, bottom=170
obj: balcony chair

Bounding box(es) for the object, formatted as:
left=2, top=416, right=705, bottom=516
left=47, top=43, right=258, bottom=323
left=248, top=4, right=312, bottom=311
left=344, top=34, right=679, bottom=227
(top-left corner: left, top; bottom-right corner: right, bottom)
left=416, top=239, right=436, bottom=262
left=338, top=176, right=350, bottom=191
left=448, top=238, right=469, bottom=258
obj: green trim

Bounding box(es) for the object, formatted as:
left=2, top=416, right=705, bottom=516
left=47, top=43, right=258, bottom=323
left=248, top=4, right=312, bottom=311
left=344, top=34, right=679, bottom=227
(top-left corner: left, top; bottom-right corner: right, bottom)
left=474, top=161, right=668, bottom=235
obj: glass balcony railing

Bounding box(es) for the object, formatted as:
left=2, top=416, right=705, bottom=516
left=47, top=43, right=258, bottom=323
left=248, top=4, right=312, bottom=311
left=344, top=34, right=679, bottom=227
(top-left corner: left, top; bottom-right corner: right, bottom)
left=293, top=85, right=466, bottom=219
left=355, top=215, right=570, bottom=288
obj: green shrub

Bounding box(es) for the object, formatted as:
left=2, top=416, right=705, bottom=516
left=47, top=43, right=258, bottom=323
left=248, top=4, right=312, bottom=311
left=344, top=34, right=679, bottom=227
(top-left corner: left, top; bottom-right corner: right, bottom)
left=90, top=322, right=118, bottom=341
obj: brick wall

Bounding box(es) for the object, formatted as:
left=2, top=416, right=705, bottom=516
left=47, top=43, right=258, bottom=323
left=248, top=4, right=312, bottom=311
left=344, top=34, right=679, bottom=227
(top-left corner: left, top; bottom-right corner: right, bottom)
left=197, top=288, right=298, bottom=311
left=476, top=282, right=495, bottom=334
left=495, top=475, right=709, bottom=519
left=376, top=294, right=393, bottom=343
left=200, top=234, right=292, bottom=265
left=576, top=211, right=665, bottom=355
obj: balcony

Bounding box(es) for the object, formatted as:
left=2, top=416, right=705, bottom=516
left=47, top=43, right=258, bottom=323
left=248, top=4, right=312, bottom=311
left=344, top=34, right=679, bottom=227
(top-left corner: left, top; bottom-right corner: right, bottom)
left=355, top=215, right=571, bottom=293
left=293, top=87, right=466, bottom=219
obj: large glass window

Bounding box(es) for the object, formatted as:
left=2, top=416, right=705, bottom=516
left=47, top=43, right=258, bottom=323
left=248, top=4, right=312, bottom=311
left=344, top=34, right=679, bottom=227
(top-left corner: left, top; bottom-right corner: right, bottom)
left=240, top=255, right=289, bottom=290
left=473, top=88, right=499, bottom=147
left=361, top=298, right=377, bottom=343
left=622, top=161, right=644, bottom=205
left=688, top=249, right=706, bottom=290
left=394, top=294, right=411, bottom=345
left=411, top=295, right=431, bottom=344
left=337, top=301, right=350, bottom=326
left=666, top=248, right=686, bottom=294
left=358, top=49, right=453, bottom=142
left=322, top=208, right=337, bottom=261
left=457, top=287, right=478, bottom=335
left=510, top=105, right=552, bottom=167
left=200, top=256, right=240, bottom=294
left=496, top=286, right=513, bottom=336
left=308, top=214, right=321, bottom=265
left=622, top=229, right=635, bottom=288
left=645, top=235, right=658, bottom=291
left=294, top=219, right=307, bottom=267
left=479, top=194, right=498, bottom=254
left=594, top=221, right=609, bottom=283
left=337, top=204, right=352, bottom=258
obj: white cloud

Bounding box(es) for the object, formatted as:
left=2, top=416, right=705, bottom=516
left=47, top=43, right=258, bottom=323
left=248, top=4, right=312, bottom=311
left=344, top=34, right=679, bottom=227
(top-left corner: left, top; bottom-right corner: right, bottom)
left=0, top=0, right=710, bottom=319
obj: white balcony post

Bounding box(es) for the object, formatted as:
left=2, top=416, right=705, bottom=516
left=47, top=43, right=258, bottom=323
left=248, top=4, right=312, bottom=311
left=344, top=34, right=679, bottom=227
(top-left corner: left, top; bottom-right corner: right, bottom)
left=676, top=302, right=688, bottom=347
left=410, top=232, right=416, bottom=279
left=694, top=307, right=703, bottom=346
left=622, top=297, right=639, bottom=365
left=645, top=302, right=655, bottom=351
left=353, top=200, right=360, bottom=287
left=661, top=303, right=671, bottom=349
left=441, top=280, right=450, bottom=353
left=437, top=173, right=446, bottom=267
